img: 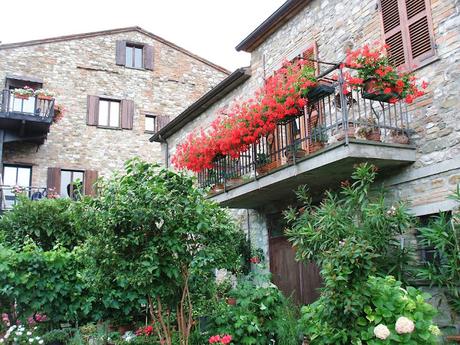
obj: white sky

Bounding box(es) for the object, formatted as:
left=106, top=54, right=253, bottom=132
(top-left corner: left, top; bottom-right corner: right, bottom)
left=0, top=0, right=286, bottom=71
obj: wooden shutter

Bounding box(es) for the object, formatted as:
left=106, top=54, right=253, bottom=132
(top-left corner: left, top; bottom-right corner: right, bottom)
left=116, top=40, right=127, bottom=66
left=143, top=45, right=154, bottom=70
left=84, top=170, right=98, bottom=196
left=157, top=115, right=171, bottom=132
left=87, top=95, right=99, bottom=126
left=47, top=167, right=61, bottom=195
left=301, top=42, right=320, bottom=76
left=379, top=0, right=435, bottom=69
left=121, top=99, right=134, bottom=129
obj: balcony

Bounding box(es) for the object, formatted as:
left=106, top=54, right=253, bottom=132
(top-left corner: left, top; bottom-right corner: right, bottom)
left=198, top=72, right=417, bottom=208
left=0, top=185, right=48, bottom=212
left=0, top=90, right=55, bottom=144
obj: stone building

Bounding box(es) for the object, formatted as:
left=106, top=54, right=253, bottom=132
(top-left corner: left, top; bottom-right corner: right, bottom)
left=0, top=26, right=228, bottom=205
left=152, top=0, right=460, bottom=330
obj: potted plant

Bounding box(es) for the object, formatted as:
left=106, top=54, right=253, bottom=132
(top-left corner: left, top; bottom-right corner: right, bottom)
left=255, top=153, right=281, bottom=175
left=309, top=125, right=328, bottom=153
left=12, top=86, right=34, bottom=100
left=224, top=163, right=244, bottom=188
left=34, top=89, right=56, bottom=100
left=207, top=169, right=224, bottom=194
left=389, top=129, right=409, bottom=144
left=355, top=117, right=380, bottom=141
left=286, top=140, right=307, bottom=162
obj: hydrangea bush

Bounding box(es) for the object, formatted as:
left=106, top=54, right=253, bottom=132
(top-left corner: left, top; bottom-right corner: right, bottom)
left=0, top=325, right=44, bottom=344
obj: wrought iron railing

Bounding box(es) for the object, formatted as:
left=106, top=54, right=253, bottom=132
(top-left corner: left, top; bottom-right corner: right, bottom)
left=0, top=90, right=55, bottom=120
left=198, top=65, right=412, bottom=192
left=0, top=185, right=49, bottom=211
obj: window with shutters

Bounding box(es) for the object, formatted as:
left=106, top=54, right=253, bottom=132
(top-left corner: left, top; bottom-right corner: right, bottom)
left=60, top=170, right=84, bottom=200
left=126, top=44, right=143, bottom=69
left=116, top=40, right=154, bottom=70
left=98, top=99, right=120, bottom=128
left=292, top=43, right=320, bottom=76
left=2, top=165, right=32, bottom=209
left=379, top=0, right=436, bottom=70
left=144, top=114, right=157, bottom=133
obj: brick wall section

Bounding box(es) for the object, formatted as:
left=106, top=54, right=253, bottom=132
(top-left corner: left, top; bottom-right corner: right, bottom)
left=0, top=29, right=228, bottom=187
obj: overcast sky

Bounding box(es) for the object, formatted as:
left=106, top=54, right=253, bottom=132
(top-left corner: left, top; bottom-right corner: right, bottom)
left=0, top=0, right=286, bottom=71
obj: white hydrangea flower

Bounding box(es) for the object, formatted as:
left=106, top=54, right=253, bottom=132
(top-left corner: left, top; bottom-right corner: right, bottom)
left=0, top=339, right=4, bottom=343
left=429, top=325, right=441, bottom=336
left=39, top=340, right=44, bottom=344
left=395, top=316, right=415, bottom=334
left=374, top=324, right=391, bottom=340
left=27, top=331, right=32, bottom=336
left=29, top=339, right=34, bottom=343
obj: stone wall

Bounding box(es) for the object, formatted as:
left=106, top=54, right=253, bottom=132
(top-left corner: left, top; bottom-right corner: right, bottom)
left=0, top=29, right=228, bottom=187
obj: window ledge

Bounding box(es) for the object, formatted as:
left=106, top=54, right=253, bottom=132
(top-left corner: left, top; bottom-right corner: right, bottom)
left=124, top=66, right=147, bottom=71
left=96, top=125, right=122, bottom=130
left=411, top=55, right=440, bottom=73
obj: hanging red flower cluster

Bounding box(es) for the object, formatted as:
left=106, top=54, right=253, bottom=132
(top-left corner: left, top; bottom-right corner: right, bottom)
left=172, top=59, right=317, bottom=172
left=343, top=42, right=427, bottom=103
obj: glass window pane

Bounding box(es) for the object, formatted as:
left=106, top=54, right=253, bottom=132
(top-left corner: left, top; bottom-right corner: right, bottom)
left=72, top=171, right=84, bottom=182
left=16, top=167, right=31, bottom=187
left=109, top=101, right=120, bottom=127
left=145, top=116, right=155, bottom=132
left=98, top=100, right=109, bottom=126
left=4, top=167, right=18, bottom=185
left=60, top=171, right=72, bottom=198
left=126, top=46, right=133, bottom=67
left=134, top=47, right=143, bottom=68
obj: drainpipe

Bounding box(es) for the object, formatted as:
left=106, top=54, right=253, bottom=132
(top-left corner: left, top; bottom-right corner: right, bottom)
left=157, top=134, right=169, bottom=169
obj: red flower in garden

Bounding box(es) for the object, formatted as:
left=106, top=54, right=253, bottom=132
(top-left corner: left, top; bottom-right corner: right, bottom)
left=383, top=87, right=392, bottom=94
left=250, top=256, right=261, bottom=264
left=209, top=334, right=232, bottom=344
left=221, top=335, right=232, bottom=344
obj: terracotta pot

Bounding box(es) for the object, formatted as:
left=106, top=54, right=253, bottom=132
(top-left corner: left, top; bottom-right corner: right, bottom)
left=366, top=129, right=381, bottom=141
left=256, top=159, right=281, bottom=175
left=287, top=149, right=307, bottom=162
left=334, top=122, right=356, bottom=141
left=226, top=297, right=237, bottom=306
left=309, top=141, right=324, bottom=153
left=14, top=94, right=31, bottom=100
left=209, top=183, right=224, bottom=194
left=226, top=177, right=243, bottom=188
left=390, top=133, right=409, bottom=144
left=37, top=95, right=53, bottom=101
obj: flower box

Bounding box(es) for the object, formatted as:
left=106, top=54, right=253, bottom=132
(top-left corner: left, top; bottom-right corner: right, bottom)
left=361, top=78, right=399, bottom=103
left=14, top=94, right=31, bottom=100
left=37, top=95, right=53, bottom=101
left=307, top=83, right=335, bottom=103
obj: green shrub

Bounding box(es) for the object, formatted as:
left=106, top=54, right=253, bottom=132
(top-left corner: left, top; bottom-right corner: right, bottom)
left=42, top=328, right=75, bottom=344
left=0, top=243, right=93, bottom=325
left=285, top=164, right=438, bottom=344
left=417, top=187, right=460, bottom=314
left=0, top=196, right=87, bottom=250
left=205, top=269, right=300, bottom=345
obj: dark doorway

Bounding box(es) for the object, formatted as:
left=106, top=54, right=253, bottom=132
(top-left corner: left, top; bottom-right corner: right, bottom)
left=267, top=213, right=322, bottom=305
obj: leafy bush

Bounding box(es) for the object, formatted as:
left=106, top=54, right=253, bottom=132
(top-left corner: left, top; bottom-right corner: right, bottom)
left=205, top=269, right=299, bottom=345
left=0, top=243, right=93, bottom=326
left=83, top=159, right=247, bottom=325
left=417, top=186, right=460, bottom=313
left=42, top=328, right=74, bottom=344
left=300, top=276, right=439, bottom=344
left=285, top=164, right=438, bottom=344
left=0, top=196, right=87, bottom=250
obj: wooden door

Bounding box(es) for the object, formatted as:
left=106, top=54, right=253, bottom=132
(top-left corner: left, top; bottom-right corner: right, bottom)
left=268, top=214, right=322, bottom=305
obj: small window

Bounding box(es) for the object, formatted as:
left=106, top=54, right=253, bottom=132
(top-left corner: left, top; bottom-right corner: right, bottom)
left=60, top=170, right=84, bottom=199
left=2, top=165, right=32, bottom=209
left=416, top=212, right=452, bottom=265
left=98, top=99, right=120, bottom=128
left=125, top=44, right=143, bottom=69
left=145, top=114, right=157, bottom=133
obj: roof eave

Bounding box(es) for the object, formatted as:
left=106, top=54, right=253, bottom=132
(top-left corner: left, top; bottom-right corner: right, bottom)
left=150, top=67, right=251, bottom=142
left=235, top=0, right=309, bottom=53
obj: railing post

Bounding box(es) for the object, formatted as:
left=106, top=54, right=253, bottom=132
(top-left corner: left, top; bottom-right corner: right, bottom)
left=252, top=143, right=258, bottom=181
left=338, top=67, right=350, bottom=146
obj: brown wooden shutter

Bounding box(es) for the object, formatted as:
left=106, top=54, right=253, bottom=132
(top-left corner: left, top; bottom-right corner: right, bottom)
left=120, top=99, right=134, bottom=129
left=302, top=42, right=320, bottom=76
left=84, top=170, right=98, bottom=196
left=406, top=0, right=436, bottom=66
left=379, top=0, right=435, bottom=69
left=143, top=45, right=154, bottom=70
left=157, top=115, right=171, bottom=132
left=47, top=167, right=61, bottom=195
left=87, top=95, right=99, bottom=126
left=116, top=40, right=127, bottom=66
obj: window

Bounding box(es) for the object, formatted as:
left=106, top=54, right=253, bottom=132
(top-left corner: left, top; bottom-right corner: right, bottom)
left=145, top=114, right=157, bottom=133
left=2, top=165, right=32, bottom=208
left=379, top=0, right=436, bottom=69
left=98, top=99, right=120, bottom=128
left=125, top=44, right=143, bottom=69
left=60, top=170, right=84, bottom=199
left=416, top=212, right=452, bottom=265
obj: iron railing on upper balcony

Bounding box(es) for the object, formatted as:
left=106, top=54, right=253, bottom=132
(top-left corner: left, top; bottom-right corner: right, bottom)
left=0, top=185, right=49, bottom=211
left=0, top=90, right=55, bottom=120
left=198, top=64, right=412, bottom=192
